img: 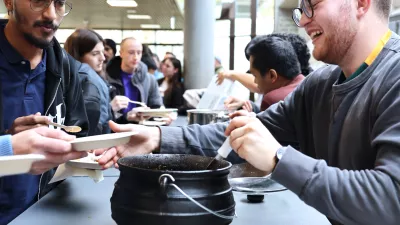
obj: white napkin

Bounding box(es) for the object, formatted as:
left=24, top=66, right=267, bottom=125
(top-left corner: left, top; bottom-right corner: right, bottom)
left=183, top=89, right=206, bottom=108
left=49, top=162, right=104, bottom=184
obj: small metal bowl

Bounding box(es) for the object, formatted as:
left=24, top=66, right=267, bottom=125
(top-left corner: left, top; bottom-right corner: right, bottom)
left=228, top=163, right=287, bottom=203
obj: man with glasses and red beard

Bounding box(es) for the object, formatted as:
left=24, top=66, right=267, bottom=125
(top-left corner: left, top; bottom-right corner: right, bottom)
left=97, top=0, right=400, bottom=224
left=0, top=0, right=89, bottom=223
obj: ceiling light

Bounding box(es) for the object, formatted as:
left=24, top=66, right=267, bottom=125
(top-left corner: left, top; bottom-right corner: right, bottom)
left=170, top=16, right=175, bottom=30
left=107, top=0, right=137, bottom=7
left=140, top=24, right=161, bottom=29
left=127, top=14, right=151, bottom=19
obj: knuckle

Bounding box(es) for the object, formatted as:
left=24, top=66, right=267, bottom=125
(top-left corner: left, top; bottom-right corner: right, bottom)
left=32, top=116, right=40, bottom=123
left=243, top=135, right=250, bottom=143
left=244, top=125, right=253, bottom=133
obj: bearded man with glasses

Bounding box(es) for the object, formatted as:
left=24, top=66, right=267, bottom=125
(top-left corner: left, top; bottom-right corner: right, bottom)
left=0, top=0, right=90, bottom=223
left=97, top=0, right=400, bottom=224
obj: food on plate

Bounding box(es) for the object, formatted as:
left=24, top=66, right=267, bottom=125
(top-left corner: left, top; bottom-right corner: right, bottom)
left=76, top=153, right=101, bottom=163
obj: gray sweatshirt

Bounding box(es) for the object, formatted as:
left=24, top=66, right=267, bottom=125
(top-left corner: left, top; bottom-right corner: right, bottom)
left=159, top=34, right=400, bottom=225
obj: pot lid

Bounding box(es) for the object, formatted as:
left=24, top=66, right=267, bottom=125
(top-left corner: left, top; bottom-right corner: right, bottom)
left=228, top=163, right=287, bottom=194
left=229, top=177, right=287, bottom=193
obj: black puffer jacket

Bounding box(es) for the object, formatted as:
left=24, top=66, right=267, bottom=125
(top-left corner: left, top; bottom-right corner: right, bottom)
left=0, top=19, right=89, bottom=199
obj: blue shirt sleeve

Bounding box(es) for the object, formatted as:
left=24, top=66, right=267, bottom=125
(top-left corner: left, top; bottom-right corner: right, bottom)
left=0, top=135, right=13, bottom=156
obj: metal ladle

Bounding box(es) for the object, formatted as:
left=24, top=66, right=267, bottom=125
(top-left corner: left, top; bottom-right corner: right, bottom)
left=205, top=137, right=232, bottom=170
left=206, top=112, right=257, bottom=170
left=48, top=121, right=82, bottom=133
left=128, top=100, right=148, bottom=108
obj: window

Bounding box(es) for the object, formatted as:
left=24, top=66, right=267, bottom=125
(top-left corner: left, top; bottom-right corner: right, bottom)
left=54, top=29, right=75, bottom=43
left=155, top=31, right=184, bottom=44
left=122, top=30, right=156, bottom=43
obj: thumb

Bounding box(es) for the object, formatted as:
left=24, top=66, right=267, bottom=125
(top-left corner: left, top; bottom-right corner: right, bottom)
left=109, top=120, right=135, bottom=133
left=35, top=126, right=76, bottom=141
left=121, top=96, right=130, bottom=102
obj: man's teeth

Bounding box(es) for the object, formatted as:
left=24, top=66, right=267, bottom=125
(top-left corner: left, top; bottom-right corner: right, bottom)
left=311, top=31, right=323, bottom=39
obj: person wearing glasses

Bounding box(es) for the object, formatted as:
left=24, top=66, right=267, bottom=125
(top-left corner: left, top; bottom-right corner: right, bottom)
left=97, top=0, right=400, bottom=224
left=0, top=0, right=90, bottom=223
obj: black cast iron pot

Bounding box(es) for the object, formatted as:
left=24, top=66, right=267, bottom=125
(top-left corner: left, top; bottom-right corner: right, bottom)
left=111, top=154, right=236, bottom=225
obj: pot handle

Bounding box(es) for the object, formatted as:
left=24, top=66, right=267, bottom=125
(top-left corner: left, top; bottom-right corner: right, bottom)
left=159, top=174, right=175, bottom=195
left=158, top=174, right=237, bottom=220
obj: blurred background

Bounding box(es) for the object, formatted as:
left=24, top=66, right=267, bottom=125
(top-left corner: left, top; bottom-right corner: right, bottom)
left=1, top=0, right=400, bottom=89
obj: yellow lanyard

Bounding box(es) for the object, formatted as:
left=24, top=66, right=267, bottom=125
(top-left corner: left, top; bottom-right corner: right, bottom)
left=364, top=30, right=392, bottom=66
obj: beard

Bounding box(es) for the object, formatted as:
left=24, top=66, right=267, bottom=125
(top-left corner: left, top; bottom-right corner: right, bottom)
left=22, top=32, right=54, bottom=49
left=313, top=2, right=357, bottom=65
left=14, top=6, right=59, bottom=49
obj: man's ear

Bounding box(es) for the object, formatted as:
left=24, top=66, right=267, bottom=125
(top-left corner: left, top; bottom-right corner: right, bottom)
left=4, top=0, right=13, bottom=13
left=269, top=69, right=278, bottom=83
left=355, top=0, right=371, bottom=19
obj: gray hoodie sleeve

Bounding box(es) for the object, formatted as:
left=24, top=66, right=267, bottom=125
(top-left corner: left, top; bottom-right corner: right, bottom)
left=257, top=92, right=299, bottom=147
left=265, top=78, right=400, bottom=225
left=159, top=123, right=244, bottom=163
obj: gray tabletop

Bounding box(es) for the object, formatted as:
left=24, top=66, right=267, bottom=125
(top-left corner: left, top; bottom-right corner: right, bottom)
left=10, top=176, right=331, bottom=225
left=11, top=116, right=330, bottom=224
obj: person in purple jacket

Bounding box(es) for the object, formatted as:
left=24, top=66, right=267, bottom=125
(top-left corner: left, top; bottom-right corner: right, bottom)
left=106, top=37, right=163, bottom=124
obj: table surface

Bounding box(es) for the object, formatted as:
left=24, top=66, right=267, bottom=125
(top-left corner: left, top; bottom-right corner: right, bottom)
left=11, top=175, right=331, bottom=225
left=11, top=116, right=331, bottom=224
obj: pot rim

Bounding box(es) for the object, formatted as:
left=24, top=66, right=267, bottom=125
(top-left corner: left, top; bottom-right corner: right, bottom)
left=117, top=154, right=232, bottom=174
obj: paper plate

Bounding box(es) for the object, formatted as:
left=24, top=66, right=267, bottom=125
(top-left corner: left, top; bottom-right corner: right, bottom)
left=140, top=121, right=166, bottom=126
left=0, top=154, right=45, bottom=177
left=70, top=132, right=137, bottom=151
left=67, top=155, right=103, bottom=170
left=132, top=108, right=178, bottom=117
left=133, top=108, right=178, bottom=113
left=153, top=117, right=170, bottom=122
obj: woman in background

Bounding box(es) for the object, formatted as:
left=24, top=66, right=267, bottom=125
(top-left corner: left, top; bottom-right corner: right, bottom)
left=152, top=53, right=164, bottom=80
left=158, top=57, right=185, bottom=111
left=64, top=29, right=112, bottom=134
left=141, top=44, right=158, bottom=75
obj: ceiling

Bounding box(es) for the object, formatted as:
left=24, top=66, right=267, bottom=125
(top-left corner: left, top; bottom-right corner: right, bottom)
left=278, top=0, right=400, bottom=10
left=0, top=0, right=184, bottom=30
left=395, top=0, right=400, bottom=8
left=1, top=0, right=399, bottom=29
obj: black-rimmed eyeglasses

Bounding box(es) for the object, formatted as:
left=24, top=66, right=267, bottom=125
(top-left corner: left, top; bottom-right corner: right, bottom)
left=30, top=0, right=72, bottom=17
left=292, top=0, right=314, bottom=27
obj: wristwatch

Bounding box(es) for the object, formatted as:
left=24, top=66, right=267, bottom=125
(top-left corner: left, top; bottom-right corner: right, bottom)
left=274, top=147, right=287, bottom=169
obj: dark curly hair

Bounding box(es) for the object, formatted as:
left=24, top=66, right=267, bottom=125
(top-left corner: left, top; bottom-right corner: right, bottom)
left=141, top=44, right=158, bottom=71
left=245, top=36, right=301, bottom=79
left=271, top=33, right=313, bottom=75
left=245, top=33, right=313, bottom=76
